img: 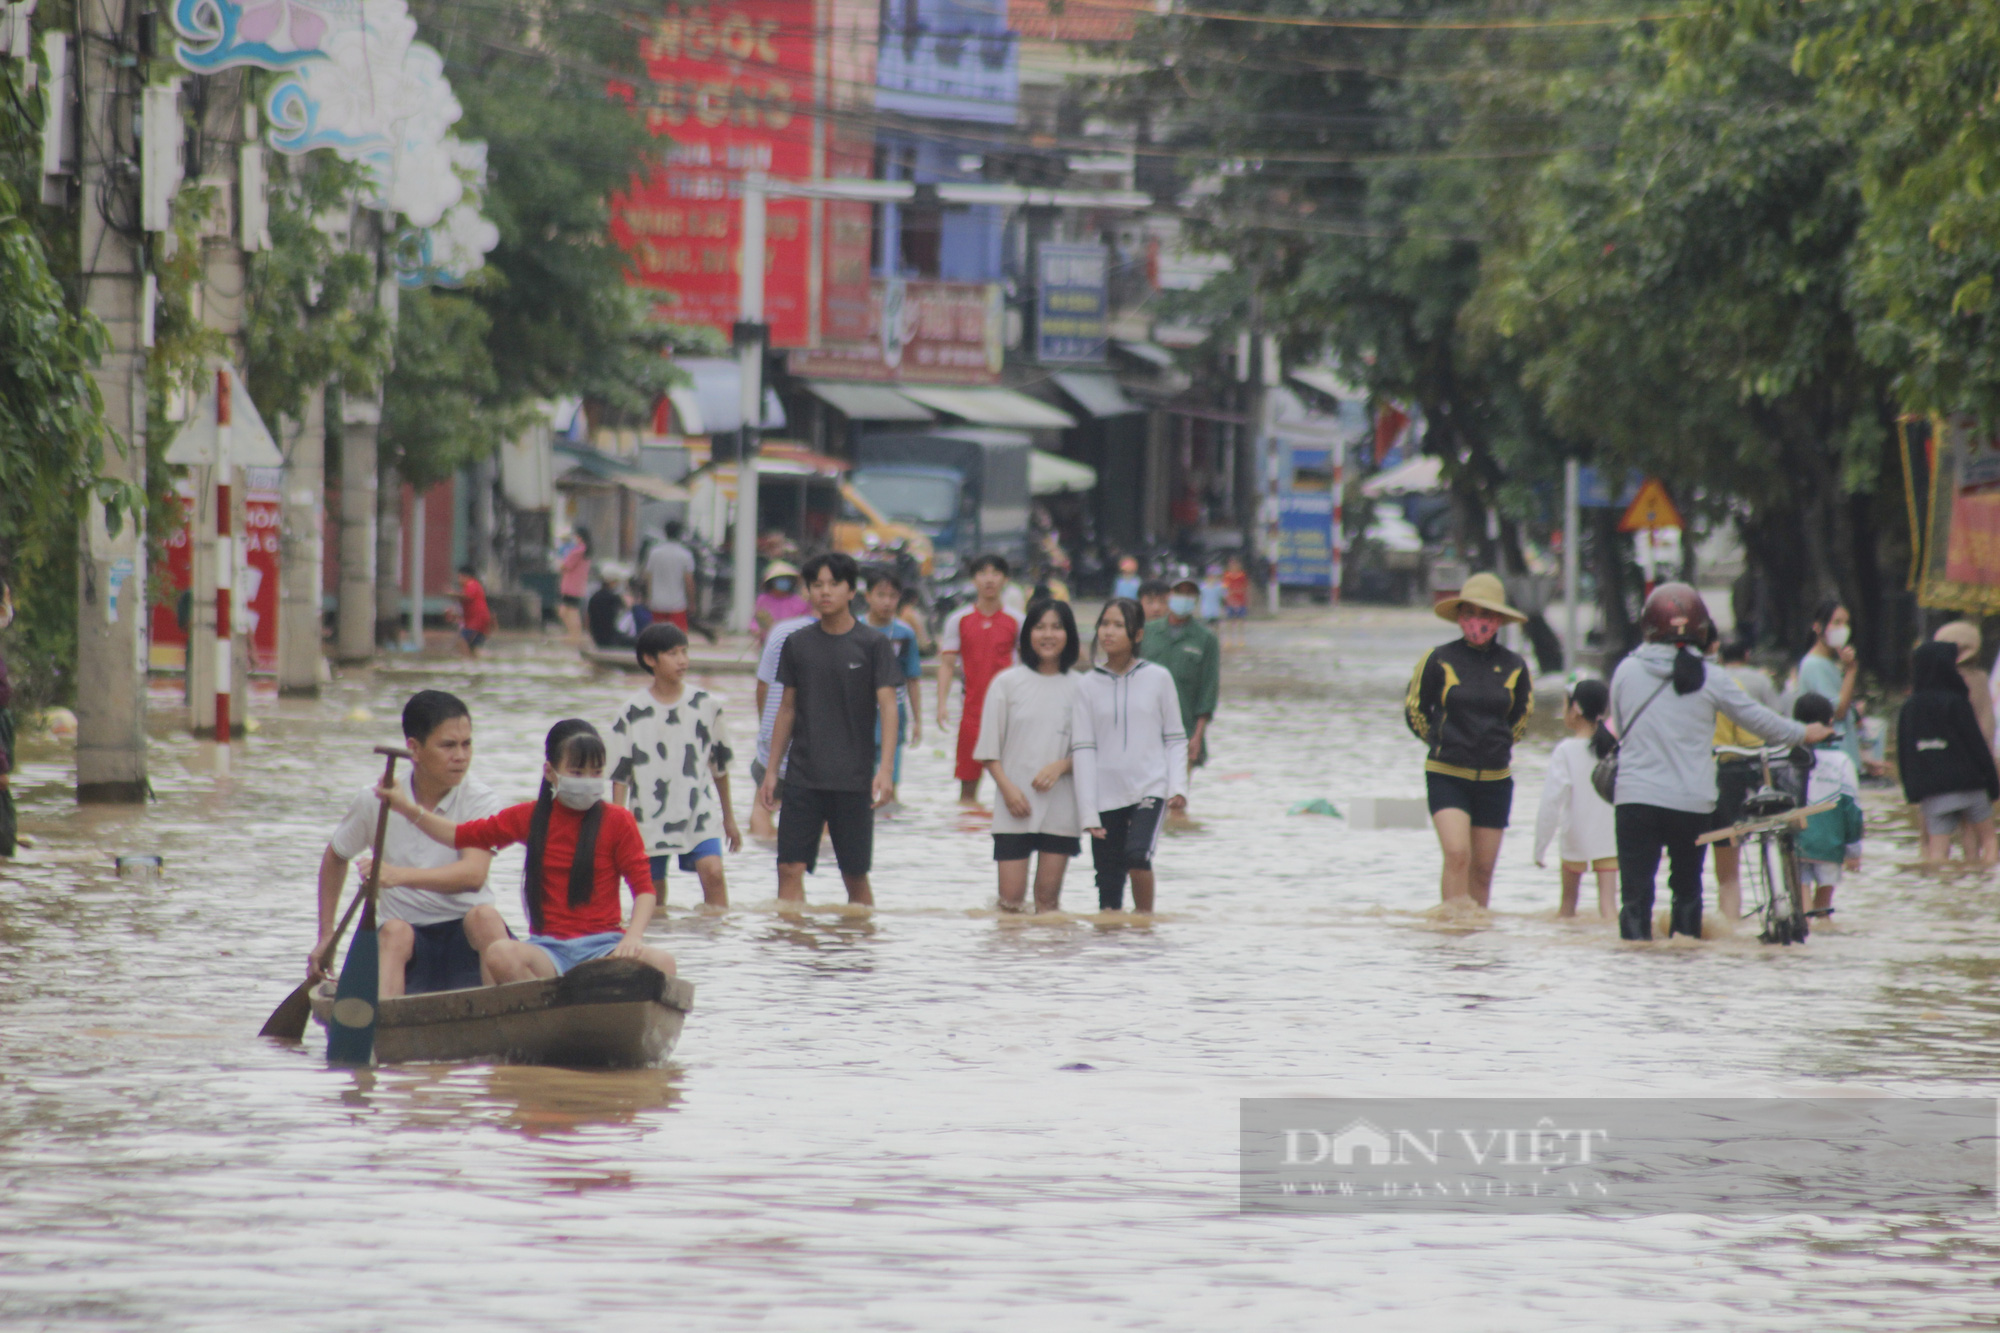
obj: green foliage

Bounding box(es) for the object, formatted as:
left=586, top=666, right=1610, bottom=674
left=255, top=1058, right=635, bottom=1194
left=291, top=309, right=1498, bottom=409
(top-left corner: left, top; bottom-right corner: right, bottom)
left=1792, top=1, right=2000, bottom=421
left=408, top=0, right=687, bottom=418
left=243, top=153, right=394, bottom=426
left=380, top=288, right=532, bottom=490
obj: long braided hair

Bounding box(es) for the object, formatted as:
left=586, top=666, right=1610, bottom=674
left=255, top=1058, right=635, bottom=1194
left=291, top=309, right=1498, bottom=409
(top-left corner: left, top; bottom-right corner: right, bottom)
left=522, top=719, right=608, bottom=934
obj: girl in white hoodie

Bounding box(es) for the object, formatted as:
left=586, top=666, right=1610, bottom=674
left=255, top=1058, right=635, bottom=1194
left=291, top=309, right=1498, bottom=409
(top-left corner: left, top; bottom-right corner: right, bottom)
left=1533, top=678, right=1619, bottom=919
left=1073, top=598, right=1187, bottom=913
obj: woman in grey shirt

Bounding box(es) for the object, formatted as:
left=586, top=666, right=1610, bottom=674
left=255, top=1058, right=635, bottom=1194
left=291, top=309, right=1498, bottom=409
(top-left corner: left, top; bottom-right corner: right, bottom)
left=1610, top=585, right=1831, bottom=941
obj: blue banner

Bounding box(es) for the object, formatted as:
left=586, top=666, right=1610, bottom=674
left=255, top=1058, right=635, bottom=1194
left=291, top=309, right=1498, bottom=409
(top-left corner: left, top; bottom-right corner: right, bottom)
left=1278, top=494, right=1335, bottom=588
left=1036, top=243, right=1108, bottom=363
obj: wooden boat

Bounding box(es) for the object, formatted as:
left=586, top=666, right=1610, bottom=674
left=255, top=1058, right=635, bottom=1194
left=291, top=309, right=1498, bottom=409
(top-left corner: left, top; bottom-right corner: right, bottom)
left=309, top=957, right=695, bottom=1067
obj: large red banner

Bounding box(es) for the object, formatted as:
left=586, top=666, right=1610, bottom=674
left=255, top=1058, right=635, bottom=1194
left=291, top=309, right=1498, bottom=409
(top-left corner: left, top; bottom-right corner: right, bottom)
left=150, top=472, right=280, bottom=673
left=613, top=0, right=874, bottom=348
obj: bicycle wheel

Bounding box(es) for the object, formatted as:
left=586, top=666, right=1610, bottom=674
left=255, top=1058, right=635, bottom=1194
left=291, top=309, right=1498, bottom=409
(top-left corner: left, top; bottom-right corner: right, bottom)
left=1777, top=834, right=1809, bottom=944
left=1754, top=833, right=1789, bottom=945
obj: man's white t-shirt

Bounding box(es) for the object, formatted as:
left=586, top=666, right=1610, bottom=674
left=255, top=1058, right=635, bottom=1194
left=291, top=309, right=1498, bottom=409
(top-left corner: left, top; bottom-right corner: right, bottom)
left=327, top=774, right=503, bottom=926
left=644, top=540, right=696, bottom=613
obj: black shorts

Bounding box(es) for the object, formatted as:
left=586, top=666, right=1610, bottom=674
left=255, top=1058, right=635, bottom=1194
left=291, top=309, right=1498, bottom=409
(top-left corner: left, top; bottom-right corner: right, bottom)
left=403, top=918, right=485, bottom=994
left=1091, top=799, right=1166, bottom=909
left=560, top=594, right=584, bottom=609
left=1713, top=757, right=1759, bottom=830
left=992, top=832, right=1083, bottom=861
left=777, top=784, right=874, bottom=876
left=1424, top=772, right=1513, bottom=830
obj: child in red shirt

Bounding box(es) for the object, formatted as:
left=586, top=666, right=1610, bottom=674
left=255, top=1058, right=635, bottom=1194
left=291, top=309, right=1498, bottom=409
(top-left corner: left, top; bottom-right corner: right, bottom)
left=380, top=719, right=676, bottom=983
left=453, top=565, right=494, bottom=658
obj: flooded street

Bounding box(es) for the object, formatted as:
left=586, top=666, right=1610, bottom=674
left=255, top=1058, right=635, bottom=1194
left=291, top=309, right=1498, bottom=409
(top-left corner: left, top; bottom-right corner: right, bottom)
left=3, top=608, right=1998, bottom=1330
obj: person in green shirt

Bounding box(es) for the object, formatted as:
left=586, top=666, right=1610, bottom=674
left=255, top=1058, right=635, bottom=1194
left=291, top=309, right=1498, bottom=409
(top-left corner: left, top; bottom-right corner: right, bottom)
left=1137, top=576, right=1222, bottom=774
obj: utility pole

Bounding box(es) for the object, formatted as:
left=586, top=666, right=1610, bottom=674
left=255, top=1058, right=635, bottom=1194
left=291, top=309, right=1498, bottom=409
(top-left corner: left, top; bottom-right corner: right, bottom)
left=1259, top=332, right=1282, bottom=614
left=335, top=384, right=379, bottom=662
left=277, top=385, right=326, bottom=692
left=730, top=171, right=766, bottom=634
left=72, top=0, right=149, bottom=803
left=185, top=70, right=251, bottom=742
left=1562, top=458, right=1580, bottom=674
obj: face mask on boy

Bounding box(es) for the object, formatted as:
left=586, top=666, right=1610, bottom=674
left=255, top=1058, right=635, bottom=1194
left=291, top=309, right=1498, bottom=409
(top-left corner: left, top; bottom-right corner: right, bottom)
left=554, top=775, right=604, bottom=811
left=1168, top=594, right=1197, bottom=618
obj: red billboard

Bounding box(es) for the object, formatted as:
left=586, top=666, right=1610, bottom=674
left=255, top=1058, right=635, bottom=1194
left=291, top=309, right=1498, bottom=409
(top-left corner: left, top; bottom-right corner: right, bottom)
left=150, top=472, right=280, bottom=674
left=613, top=0, right=876, bottom=348
left=789, top=281, right=1004, bottom=383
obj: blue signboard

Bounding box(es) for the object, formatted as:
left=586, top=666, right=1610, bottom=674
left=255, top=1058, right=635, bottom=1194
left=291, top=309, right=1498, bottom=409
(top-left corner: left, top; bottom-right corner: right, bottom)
left=1278, top=444, right=1336, bottom=588
left=1278, top=494, right=1335, bottom=588
left=1037, top=243, right=1108, bottom=363
left=1575, top=466, right=1642, bottom=508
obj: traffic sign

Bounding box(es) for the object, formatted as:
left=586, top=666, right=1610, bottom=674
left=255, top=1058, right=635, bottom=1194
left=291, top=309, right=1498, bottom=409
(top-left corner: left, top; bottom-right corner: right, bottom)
left=1618, top=478, right=1683, bottom=532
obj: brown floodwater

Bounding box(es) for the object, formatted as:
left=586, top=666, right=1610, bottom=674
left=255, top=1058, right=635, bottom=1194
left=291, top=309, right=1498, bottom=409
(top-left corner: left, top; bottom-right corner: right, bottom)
left=2, top=609, right=1998, bottom=1329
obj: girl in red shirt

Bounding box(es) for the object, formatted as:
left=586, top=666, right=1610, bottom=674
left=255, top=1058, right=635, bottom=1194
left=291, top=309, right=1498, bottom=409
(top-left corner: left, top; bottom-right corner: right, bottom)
left=380, top=719, right=676, bottom=983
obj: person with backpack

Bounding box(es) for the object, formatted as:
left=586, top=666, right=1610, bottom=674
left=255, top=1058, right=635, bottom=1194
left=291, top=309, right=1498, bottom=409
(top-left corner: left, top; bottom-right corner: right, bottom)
left=1790, top=692, right=1863, bottom=917
left=1898, top=639, right=2000, bottom=867
left=1607, top=584, right=1830, bottom=941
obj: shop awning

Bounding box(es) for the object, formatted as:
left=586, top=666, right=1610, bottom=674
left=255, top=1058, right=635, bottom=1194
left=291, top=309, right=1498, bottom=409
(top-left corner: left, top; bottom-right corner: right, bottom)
left=1113, top=339, right=1176, bottom=369
left=896, top=385, right=1078, bottom=430
left=670, top=357, right=787, bottom=434
left=1030, top=450, right=1098, bottom=495
left=1360, top=454, right=1443, bottom=497
left=1288, top=366, right=1365, bottom=402
left=1051, top=371, right=1141, bottom=418
left=555, top=445, right=691, bottom=502
left=801, top=381, right=936, bottom=421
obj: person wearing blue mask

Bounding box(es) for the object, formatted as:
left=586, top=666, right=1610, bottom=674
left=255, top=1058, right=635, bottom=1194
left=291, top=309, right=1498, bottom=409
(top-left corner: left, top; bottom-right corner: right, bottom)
left=1137, top=575, right=1221, bottom=777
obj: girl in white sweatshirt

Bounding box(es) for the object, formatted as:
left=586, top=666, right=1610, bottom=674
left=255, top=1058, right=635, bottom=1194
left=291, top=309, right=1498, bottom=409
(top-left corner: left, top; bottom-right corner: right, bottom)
left=1072, top=598, right=1187, bottom=913
left=1533, top=678, right=1619, bottom=919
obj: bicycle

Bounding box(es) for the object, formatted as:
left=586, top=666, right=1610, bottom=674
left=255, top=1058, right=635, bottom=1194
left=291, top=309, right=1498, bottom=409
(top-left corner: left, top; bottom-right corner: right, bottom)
left=1698, top=744, right=1837, bottom=946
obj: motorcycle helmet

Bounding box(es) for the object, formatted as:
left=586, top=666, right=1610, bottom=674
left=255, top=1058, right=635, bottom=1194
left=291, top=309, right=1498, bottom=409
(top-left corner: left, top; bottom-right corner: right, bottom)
left=1639, top=582, right=1713, bottom=647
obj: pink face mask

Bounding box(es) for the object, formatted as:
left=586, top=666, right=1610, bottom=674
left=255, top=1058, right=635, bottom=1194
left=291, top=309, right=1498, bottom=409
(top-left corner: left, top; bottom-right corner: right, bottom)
left=1459, top=612, right=1500, bottom=646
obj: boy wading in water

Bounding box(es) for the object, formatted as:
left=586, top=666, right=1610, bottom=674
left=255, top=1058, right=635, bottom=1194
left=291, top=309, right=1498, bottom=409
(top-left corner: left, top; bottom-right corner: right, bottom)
left=380, top=720, right=676, bottom=981
left=758, top=553, right=901, bottom=905
left=938, top=554, right=1018, bottom=807
left=863, top=570, right=922, bottom=804
left=609, top=622, right=741, bottom=909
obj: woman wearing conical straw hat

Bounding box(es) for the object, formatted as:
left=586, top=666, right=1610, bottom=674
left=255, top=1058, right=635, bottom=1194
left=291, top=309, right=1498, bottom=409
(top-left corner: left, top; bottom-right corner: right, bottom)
left=1404, top=573, right=1533, bottom=907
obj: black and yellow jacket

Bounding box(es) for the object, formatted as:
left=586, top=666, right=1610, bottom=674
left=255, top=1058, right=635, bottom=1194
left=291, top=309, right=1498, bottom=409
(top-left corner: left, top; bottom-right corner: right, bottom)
left=1405, top=638, right=1533, bottom=781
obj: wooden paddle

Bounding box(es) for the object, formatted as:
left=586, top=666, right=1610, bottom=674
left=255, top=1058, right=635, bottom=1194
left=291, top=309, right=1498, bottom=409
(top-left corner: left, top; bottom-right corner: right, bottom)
left=257, top=873, right=370, bottom=1040
left=324, top=746, right=409, bottom=1066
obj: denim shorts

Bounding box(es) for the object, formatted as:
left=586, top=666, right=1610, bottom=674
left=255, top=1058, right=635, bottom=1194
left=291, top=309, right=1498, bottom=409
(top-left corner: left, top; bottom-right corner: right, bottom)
left=648, top=838, right=724, bottom=881
left=525, top=930, right=624, bottom=974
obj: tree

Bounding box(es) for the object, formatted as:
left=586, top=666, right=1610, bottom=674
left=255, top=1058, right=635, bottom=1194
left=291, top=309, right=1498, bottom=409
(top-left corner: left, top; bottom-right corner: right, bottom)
left=380, top=289, right=529, bottom=489
left=408, top=0, right=685, bottom=418
left=1476, top=12, right=1902, bottom=665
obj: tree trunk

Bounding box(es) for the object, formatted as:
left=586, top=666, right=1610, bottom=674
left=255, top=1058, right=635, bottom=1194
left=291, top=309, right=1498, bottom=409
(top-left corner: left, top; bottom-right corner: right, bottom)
left=1591, top=505, right=1634, bottom=672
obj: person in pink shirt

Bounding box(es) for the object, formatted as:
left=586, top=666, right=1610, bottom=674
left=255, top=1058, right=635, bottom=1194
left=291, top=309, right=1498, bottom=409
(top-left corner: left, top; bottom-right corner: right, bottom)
left=938, top=554, right=1019, bottom=806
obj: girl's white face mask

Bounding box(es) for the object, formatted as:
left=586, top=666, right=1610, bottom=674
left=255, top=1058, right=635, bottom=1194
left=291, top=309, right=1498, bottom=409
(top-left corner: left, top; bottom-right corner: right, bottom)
left=554, top=775, right=604, bottom=811
left=1824, top=624, right=1851, bottom=650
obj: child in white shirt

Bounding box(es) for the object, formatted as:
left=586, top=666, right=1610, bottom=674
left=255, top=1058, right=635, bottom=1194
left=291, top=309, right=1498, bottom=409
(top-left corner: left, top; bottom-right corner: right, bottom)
left=1533, top=678, right=1619, bottom=919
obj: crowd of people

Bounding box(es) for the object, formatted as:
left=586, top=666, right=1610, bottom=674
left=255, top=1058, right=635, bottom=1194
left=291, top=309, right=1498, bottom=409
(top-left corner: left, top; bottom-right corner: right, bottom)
left=1411, top=572, right=2000, bottom=941
left=309, top=540, right=1230, bottom=998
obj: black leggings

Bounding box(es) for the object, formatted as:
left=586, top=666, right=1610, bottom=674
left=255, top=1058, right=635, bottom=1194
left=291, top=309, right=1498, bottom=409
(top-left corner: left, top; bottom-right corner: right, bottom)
left=1616, top=803, right=1711, bottom=940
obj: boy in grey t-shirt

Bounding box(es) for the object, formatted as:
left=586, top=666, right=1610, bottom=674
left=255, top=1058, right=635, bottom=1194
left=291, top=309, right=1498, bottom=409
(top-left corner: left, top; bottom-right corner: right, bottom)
left=756, top=553, right=901, bottom=905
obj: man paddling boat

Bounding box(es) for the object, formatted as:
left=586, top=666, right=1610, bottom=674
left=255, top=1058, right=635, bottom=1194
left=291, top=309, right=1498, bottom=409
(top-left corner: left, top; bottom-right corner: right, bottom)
left=311, top=691, right=508, bottom=996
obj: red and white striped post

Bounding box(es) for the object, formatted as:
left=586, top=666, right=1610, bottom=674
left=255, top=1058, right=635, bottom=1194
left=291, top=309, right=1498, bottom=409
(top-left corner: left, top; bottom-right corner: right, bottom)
left=213, top=367, right=233, bottom=754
